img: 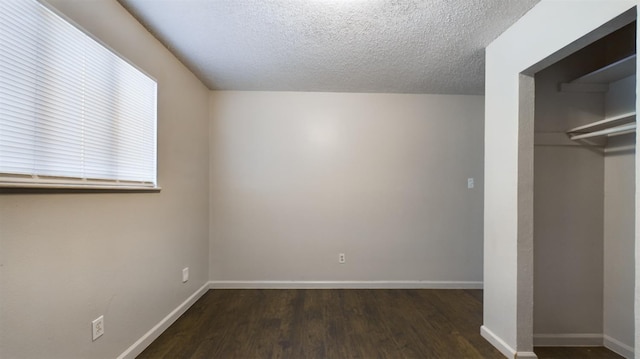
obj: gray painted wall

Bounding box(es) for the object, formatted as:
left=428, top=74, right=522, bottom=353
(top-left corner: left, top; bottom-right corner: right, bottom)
left=209, top=91, right=485, bottom=283
left=0, top=1, right=210, bottom=358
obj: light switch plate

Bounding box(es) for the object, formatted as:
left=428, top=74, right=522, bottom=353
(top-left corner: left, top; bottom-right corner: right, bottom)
left=182, top=267, right=189, bottom=283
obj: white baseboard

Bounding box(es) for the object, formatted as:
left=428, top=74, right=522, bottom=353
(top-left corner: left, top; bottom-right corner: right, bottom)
left=533, top=333, right=603, bottom=347
left=117, top=282, right=210, bottom=359
left=604, top=335, right=634, bottom=358
left=481, top=325, right=518, bottom=358
left=208, top=280, right=483, bottom=289
left=515, top=352, right=538, bottom=359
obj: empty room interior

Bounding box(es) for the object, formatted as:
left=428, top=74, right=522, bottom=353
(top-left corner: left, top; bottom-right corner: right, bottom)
left=0, top=0, right=638, bottom=358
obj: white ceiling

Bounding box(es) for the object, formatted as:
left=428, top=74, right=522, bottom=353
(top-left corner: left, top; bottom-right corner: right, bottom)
left=118, top=0, right=540, bottom=95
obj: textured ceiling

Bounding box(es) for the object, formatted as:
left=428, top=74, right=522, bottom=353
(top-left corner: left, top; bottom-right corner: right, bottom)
left=118, top=0, right=540, bottom=95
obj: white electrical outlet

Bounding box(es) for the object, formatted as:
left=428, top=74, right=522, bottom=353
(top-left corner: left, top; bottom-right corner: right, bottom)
left=338, top=253, right=346, bottom=264
left=182, top=267, right=189, bottom=283
left=467, top=177, right=474, bottom=189
left=92, top=315, right=104, bottom=341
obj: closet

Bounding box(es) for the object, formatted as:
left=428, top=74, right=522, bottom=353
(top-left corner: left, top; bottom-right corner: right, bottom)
left=533, top=23, right=636, bottom=358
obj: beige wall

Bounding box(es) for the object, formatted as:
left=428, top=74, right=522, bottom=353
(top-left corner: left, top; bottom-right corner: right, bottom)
left=209, top=91, right=484, bottom=284
left=0, top=1, right=210, bottom=358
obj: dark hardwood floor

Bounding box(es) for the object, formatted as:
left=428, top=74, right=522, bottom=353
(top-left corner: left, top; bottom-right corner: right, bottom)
left=534, top=347, right=623, bottom=359
left=138, top=289, right=623, bottom=359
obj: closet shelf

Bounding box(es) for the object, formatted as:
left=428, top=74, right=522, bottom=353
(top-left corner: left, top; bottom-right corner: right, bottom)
left=573, top=55, right=636, bottom=84
left=567, top=112, right=636, bottom=141
left=560, top=54, right=636, bottom=92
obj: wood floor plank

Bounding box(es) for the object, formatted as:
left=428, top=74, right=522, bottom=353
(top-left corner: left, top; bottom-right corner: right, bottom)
left=378, top=289, right=486, bottom=358
left=322, top=290, right=351, bottom=359
left=342, top=290, right=404, bottom=358
left=427, top=290, right=503, bottom=358
left=288, top=289, right=327, bottom=358
left=229, top=290, right=278, bottom=358
left=138, top=289, right=625, bottom=359
left=371, top=289, right=440, bottom=358
left=190, top=290, right=258, bottom=359
left=254, top=289, right=296, bottom=359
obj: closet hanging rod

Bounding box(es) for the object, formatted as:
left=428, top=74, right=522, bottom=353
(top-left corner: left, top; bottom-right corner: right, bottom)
left=569, top=123, right=636, bottom=140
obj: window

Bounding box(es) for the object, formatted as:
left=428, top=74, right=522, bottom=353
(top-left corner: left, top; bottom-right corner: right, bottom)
left=0, top=0, right=158, bottom=189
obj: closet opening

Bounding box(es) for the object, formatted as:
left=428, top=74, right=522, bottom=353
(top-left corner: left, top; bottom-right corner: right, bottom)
left=530, top=17, right=636, bottom=358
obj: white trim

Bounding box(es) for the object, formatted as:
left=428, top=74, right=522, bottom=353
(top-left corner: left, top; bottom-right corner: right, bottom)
left=532, top=333, right=603, bottom=347
left=0, top=181, right=161, bottom=191
left=117, top=282, right=209, bottom=359
left=481, top=325, right=517, bottom=358
left=603, top=335, right=634, bottom=358
left=208, top=280, right=483, bottom=289
left=515, top=352, right=538, bottom=359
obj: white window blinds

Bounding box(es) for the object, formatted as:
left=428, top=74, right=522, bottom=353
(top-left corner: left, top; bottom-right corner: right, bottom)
left=0, top=0, right=157, bottom=189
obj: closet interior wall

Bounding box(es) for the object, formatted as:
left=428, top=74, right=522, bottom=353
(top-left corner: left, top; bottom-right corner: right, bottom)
left=533, top=23, right=636, bottom=356
left=603, top=74, right=635, bottom=353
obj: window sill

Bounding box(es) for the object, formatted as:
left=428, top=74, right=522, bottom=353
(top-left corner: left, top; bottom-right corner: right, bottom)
left=0, top=179, right=161, bottom=193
